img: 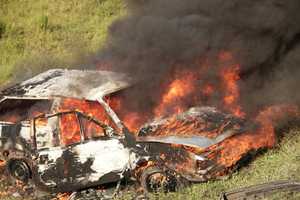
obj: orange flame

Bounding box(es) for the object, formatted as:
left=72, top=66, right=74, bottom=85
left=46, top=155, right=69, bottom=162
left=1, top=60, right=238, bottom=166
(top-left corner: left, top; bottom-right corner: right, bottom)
left=54, top=98, right=121, bottom=145
left=154, top=71, right=196, bottom=117
left=16, top=50, right=298, bottom=187
left=220, top=64, right=245, bottom=117
left=207, top=104, right=299, bottom=168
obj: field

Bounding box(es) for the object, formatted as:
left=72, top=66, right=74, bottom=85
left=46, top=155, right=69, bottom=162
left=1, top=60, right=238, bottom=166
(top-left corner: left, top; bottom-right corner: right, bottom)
left=0, top=0, right=125, bottom=85
left=0, top=1, right=299, bottom=200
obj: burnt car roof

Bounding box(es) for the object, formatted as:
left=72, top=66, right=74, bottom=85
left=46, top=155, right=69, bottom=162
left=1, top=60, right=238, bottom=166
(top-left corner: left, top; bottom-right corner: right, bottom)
left=0, top=69, right=132, bottom=101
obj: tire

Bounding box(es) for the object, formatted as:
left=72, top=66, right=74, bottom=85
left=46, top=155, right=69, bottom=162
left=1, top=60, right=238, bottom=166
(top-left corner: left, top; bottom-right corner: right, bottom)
left=7, top=160, right=31, bottom=183
left=140, top=166, right=183, bottom=193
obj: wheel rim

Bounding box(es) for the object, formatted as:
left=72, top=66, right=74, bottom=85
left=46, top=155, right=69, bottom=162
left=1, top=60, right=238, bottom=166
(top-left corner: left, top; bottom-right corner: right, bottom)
left=9, top=160, right=30, bottom=182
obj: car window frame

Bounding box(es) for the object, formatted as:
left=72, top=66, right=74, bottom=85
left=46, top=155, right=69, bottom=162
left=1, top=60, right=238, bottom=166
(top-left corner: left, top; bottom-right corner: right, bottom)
left=33, top=111, right=113, bottom=150
left=77, top=113, right=110, bottom=141
left=59, top=111, right=83, bottom=147
left=33, top=114, right=61, bottom=150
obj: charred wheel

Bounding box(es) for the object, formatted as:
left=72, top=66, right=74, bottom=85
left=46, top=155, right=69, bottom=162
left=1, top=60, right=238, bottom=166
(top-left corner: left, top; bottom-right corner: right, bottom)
left=7, top=160, right=31, bottom=183
left=140, top=166, right=181, bottom=193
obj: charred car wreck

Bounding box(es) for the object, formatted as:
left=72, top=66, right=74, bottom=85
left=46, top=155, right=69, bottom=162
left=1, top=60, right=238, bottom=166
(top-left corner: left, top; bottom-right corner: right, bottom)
left=0, top=69, right=253, bottom=195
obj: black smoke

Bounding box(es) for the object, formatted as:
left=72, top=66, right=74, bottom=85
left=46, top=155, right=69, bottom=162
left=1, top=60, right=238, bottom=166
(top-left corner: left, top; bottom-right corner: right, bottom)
left=91, top=0, right=300, bottom=116
left=8, top=0, right=300, bottom=118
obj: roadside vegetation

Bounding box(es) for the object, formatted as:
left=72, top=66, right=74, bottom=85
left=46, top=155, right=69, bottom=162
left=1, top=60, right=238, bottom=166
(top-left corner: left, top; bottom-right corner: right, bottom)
left=0, top=0, right=125, bottom=85
left=0, top=1, right=299, bottom=200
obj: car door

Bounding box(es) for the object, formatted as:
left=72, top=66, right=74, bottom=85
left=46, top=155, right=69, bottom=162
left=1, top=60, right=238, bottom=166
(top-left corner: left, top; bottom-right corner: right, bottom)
left=68, top=114, right=131, bottom=186
left=35, top=112, right=131, bottom=192
left=34, top=114, right=66, bottom=190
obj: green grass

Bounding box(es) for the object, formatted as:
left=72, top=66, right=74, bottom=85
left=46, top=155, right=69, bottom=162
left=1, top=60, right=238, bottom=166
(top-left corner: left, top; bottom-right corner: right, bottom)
left=0, top=0, right=125, bottom=85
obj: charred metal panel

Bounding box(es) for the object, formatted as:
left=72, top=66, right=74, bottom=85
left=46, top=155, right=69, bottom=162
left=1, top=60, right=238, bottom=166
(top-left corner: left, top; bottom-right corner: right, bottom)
left=137, top=130, right=237, bottom=149
left=36, top=139, right=138, bottom=192
left=137, top=139, right=230, bottom=182
left=35, top=116, right=60, bottom=150
left=138, top=142, right=200, bottom=179
left=1, top=69, right=132, bottom=100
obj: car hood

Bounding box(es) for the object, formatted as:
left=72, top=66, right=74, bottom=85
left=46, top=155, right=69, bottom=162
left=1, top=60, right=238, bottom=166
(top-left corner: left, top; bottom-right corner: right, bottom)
left=136, top=128, right=241, bottom=149
left=137, top=107, right=253, bottom=149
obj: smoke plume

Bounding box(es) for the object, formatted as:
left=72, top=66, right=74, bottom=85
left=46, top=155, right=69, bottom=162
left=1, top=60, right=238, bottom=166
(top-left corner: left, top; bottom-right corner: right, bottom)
left=8, top=0, right=300, bottom=118
left=91, top=0, right=300, bottom=116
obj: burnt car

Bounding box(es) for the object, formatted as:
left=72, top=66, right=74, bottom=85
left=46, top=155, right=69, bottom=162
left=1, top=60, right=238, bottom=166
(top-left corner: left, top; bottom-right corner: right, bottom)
left=0, top=110, right=138, bottom=192
left=0, top=69, right=251, bottom=194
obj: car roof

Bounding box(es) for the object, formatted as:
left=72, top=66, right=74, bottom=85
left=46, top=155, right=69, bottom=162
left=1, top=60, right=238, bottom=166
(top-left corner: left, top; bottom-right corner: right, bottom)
left=0, top=69, right=133, bottom=101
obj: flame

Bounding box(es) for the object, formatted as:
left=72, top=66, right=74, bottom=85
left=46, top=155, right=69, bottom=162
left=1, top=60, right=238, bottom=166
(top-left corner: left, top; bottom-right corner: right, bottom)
left=105, top=50, right=300, bottom=174
left=2, top=49, right=297, bottom=199
left=60, top=113, right=81, bottom=145
left=121, top=112, right=141, bottom=131
left=0, top=110, right=44, bottom=123
left=0, top=160, right=5, bottom=167
left=202, top=84, right=214, bottom=96
left=220, top=64, right=245, bottom=117
left=109, top=51, right=248, bottom=131
left=218, top=51, right=245, bottom=117
left=154, top=71, right=196, bottom=117
left=106, top=96, right=146, bottom=131
left=59, top=98, right=116, bottom=127
left=56, top=98, right=121, bottom=145
left=55, top=193, right=70, bottom=200
left=206, top=104, right=299, bottom=168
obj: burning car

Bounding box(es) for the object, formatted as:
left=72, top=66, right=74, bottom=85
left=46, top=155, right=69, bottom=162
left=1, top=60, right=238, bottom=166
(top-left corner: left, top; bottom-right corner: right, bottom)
left=0, top=69, right=266, bottom=196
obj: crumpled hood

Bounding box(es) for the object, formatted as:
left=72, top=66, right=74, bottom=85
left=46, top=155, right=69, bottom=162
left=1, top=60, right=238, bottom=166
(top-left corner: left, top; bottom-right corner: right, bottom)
left=137, top=128, right=240, bottom=149
left=137, top=107, right=253, bottom=149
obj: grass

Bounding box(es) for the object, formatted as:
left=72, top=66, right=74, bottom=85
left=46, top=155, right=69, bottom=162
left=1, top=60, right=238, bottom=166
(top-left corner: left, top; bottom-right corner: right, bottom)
left=0, top=0, right=125, bottom=85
